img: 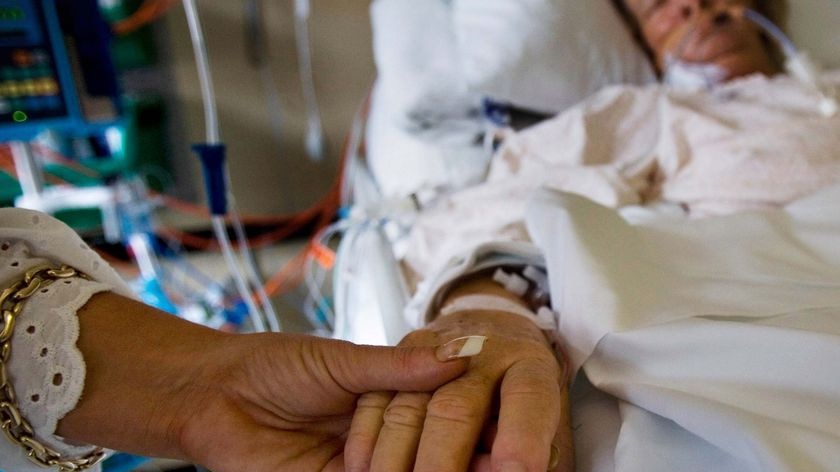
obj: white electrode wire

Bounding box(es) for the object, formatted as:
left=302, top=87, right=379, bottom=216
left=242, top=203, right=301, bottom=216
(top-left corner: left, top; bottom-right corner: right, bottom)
left=229, top=200, right=283, bottom=332
left=183, top=0, right=267, bottom=331
left=212, top=216, right=267, bottom=331
left=294, top=0, right=325, bottom=161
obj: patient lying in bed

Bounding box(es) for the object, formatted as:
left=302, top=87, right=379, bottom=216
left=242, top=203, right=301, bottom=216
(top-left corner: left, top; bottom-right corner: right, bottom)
left=345, top=1, right=840, bottom=472
left=405, top=48, right=840, bottom=279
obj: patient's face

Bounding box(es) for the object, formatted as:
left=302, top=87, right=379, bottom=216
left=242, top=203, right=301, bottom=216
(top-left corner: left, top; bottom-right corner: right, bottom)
left=624, top=0, right=777, bottom=80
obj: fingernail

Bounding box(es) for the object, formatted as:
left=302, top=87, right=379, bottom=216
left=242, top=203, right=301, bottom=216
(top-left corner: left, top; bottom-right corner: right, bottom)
left=548, top=444, right=561, bottom=470
left=435, top=335, right=487, bottom=361
left=498, top=461, right=527, bottom=472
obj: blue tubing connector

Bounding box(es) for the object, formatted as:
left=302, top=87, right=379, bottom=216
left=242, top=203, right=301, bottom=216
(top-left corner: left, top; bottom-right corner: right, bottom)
left=193, top=143, right=228, bottom=216
left=102, top=453, right=150, bottom=472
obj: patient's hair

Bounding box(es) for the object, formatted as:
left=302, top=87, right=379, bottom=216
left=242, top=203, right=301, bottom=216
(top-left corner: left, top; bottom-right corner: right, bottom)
left=754, top=0, right=789, bottom=67
left=611, top=0, right=789, bottom=72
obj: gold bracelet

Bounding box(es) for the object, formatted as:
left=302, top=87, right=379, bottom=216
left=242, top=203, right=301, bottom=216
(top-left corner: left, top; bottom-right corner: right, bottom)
left=1, top=264, right=105, bottom=471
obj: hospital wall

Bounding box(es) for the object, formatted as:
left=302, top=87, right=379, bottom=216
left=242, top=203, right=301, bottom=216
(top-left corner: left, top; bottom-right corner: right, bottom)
left=160, top=0, right=374, bottom=215
left=789, top=0, right=840, bottom=69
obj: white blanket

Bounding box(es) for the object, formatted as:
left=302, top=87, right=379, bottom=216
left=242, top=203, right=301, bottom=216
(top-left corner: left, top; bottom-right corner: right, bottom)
left=526, top=185, right=840, bottom=471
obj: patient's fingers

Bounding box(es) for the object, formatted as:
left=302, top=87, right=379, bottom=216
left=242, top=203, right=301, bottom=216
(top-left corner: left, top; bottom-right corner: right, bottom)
left=412, top=374, right=493, bottom=472
left=550, top=387, right=575, bottom=472
left=345, top=391, right=393, bottom=472
left=370, top=392, right=432, bottom=471
left=491, top=358, right=565, bottom=472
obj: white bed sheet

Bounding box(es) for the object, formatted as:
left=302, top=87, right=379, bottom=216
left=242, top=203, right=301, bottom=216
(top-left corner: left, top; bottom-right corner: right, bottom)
left=526, top=185, right=840, bottom=471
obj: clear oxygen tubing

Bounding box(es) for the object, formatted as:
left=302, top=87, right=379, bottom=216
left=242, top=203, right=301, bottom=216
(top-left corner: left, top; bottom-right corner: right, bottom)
left=741, top=8, right=838, bottom=117
left=182, top=0, right=270, bottom=332
left=739, top=7, right=796, bottom=58
left=294, top=0, right=325, bottom=162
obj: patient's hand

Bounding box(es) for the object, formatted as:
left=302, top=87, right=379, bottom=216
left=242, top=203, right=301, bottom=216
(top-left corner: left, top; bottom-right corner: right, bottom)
left=344, top=303, right=573, bottom=472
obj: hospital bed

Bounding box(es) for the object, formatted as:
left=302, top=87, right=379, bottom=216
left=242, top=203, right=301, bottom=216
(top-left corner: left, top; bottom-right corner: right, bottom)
left=330, top=0, right=840, bottom=347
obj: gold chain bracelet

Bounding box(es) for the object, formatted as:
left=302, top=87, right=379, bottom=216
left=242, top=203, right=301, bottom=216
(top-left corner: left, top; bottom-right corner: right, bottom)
left=1, top=264, right=105, bottom=471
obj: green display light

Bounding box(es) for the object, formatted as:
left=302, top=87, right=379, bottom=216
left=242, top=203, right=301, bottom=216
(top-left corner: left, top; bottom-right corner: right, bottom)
left=0, top=7, right=25, bottom=20
left=12, top=110, right=27, bottom=122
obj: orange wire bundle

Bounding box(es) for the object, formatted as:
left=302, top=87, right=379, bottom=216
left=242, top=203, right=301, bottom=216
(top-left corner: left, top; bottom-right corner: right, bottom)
left=111, top=0, right=179, bottom=36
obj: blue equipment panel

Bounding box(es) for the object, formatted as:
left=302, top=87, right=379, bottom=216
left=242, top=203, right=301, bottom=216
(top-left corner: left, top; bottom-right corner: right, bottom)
left=0, top=0, right=115, bottom=141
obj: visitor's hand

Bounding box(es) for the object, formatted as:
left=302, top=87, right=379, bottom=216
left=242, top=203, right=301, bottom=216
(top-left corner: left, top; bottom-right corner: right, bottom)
left=57, top=293, right=475, bottom=472
left=344, top=307, right=573, bottom=472
left=179, top=333, right=476, bottom=471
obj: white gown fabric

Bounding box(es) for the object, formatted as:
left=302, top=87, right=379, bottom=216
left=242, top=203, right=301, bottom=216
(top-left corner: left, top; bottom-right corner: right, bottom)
left=1, top=208, right=132, bottom=472
left=408, top=184, right=840, bottom=471
left=403, top=70, right=840, bottom=279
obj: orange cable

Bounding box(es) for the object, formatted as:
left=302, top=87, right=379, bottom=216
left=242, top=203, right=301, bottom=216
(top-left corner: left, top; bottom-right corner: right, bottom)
left=111, top=0, right=179, bottom=36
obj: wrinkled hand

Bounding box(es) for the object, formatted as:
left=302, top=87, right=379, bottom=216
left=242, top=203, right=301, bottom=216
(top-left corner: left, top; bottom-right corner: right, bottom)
left=345, top=310, right=573, bottom=472
left=178, top=333, right=471, bottom=471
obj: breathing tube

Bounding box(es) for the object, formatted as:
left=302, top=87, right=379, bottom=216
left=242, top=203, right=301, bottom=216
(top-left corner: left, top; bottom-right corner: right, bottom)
left=663, top=6, right=837, bottom=117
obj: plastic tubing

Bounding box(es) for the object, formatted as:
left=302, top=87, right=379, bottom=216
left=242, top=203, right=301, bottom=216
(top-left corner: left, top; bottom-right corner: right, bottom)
left=742, top=8, right=836, bottom=116
left=741, top=8, right=796, bottom=59
left=294, top=0, right=325, bottom=162
left=182, top=0, right=219, bottom=145
left=230, top=201, right=283, bottom=332
left=183, top=0, right=269, bottom=332
left=212, top=215, right=267, bottom=332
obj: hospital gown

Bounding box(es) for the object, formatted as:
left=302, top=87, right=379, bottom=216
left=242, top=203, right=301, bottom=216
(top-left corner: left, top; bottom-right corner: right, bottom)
left=404, top=70, right=840, bottom=278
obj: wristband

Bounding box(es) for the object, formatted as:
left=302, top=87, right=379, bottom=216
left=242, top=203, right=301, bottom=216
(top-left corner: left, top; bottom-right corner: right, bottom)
left=439, top=294, right=557, bottom=331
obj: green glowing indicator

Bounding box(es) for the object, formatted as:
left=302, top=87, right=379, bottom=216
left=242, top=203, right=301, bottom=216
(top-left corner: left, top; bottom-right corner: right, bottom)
left=12, top=110, right=27, bottom=122
left=0, top=7, right=25, bottom=20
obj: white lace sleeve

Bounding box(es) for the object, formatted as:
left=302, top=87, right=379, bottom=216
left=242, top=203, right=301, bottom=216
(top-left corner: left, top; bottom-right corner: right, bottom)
left=1, top=209, right=134, bottom=472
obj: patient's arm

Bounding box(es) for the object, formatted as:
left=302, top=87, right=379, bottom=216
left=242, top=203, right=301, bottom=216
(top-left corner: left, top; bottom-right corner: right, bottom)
left=344, top=274, right=573, bottom=472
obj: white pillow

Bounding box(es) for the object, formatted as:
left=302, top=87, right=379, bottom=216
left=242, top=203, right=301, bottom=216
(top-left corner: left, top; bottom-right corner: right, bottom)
left=368, top=0, right=488, bottom=198
left=453, top=0, right=656, bottom=114
left=369, top=0, right=475, bottom=123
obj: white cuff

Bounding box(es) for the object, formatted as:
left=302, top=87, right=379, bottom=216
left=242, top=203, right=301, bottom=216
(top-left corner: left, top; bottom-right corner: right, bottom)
left=404, top=241, right=545, bottom=328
